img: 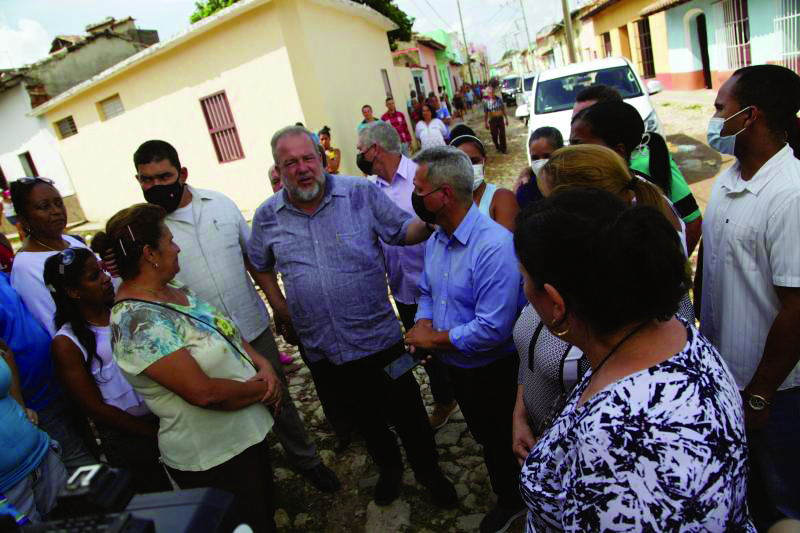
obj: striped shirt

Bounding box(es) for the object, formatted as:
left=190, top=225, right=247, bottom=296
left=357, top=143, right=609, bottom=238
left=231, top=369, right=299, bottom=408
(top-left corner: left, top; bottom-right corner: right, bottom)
left=700, top=145, right=800, bottom=390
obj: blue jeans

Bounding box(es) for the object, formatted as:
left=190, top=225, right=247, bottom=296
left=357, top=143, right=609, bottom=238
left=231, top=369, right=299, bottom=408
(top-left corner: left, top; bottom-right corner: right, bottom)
left=4, top=442, right=68, bottom=523
left=747, top=387, right=800, bottom=530
left=37, top=396, right=97, bottom=470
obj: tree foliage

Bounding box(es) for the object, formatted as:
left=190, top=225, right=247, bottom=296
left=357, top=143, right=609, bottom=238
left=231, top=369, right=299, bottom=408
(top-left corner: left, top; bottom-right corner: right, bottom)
left=189, top=0, right=413, bottom=49
left=350, top=0, right=414, bottom=50
left=190, top=0, right=240, bottom=24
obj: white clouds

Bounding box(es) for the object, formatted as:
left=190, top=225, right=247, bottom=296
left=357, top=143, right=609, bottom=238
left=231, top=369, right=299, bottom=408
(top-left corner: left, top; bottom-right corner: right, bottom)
left=0, top=18, right=51, bottom=68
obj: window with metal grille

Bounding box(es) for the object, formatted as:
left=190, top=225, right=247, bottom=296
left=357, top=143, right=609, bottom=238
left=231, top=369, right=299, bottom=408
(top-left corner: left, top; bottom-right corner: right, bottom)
left=199, top=91, right=244, bottom=163
left=381, top=68, right=393, bottom=98
left=634, top=18, right=657, bottom=79
left=98, top=94, right=125, bottom=120
left=775, top=0, right=800, bottom=74
left=601, top=32, right=613, bottom=58
left=720, top=0, right=751, bottom=69
left=55, top=116, right=78, bottom=139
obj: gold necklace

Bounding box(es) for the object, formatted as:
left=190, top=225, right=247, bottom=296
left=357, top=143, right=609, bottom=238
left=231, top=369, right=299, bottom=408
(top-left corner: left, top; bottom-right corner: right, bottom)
left=128, top=283, right=167, bottom=298
left=32, top=237, right=66, bottom=252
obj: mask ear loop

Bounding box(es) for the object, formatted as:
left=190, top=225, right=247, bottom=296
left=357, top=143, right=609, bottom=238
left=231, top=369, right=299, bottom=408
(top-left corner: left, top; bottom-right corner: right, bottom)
left=634, top=132, right=651, bottom=156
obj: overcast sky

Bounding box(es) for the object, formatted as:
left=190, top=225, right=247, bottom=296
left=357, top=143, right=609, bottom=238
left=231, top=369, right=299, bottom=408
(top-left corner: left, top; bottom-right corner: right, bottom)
left=0, top=0, right=577, bottom=69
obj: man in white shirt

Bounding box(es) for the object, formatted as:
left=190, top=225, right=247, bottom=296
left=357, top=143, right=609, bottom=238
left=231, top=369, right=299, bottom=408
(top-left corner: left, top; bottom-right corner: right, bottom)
left=132, top=140, right=340, bottom=492
left=697, top=65, right=800, bottom=529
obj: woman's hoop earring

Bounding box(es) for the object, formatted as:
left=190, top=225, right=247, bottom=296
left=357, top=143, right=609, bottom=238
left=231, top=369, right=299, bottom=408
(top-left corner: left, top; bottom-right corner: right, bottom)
left=151, top=262, right=159, bottom=269
left=551, top=317, right=570, bottom=337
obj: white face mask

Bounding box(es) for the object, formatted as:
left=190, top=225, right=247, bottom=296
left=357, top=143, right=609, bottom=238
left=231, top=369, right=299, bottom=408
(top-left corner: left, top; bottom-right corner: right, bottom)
left=707, top=106, right=752, bottom=156
left=472, top=163, right=485, bottom=191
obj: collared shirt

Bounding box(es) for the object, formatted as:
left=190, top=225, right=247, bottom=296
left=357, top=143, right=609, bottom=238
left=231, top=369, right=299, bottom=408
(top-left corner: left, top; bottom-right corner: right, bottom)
left=166, top=186, right=269, bottom=342
left=247, top=174, right=414, bottom=364
left=416, top=204, right=526, bottom=368
left=357, top=118, right=383, bottom=133
left=375, top=156, right=425, bottom=305
left=701, top=144, right=800, bottom=390
left=380, top=111, right=412, bottom=143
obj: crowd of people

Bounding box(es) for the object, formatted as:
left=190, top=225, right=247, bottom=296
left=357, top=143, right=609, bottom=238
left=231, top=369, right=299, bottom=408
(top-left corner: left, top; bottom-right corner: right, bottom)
left=1, top=63, right=799, bottom=533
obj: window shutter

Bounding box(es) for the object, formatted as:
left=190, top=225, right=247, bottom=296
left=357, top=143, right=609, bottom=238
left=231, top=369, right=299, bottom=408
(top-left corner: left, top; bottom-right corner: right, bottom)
left=99, top=94, right=125, bottom=120
left=199, top=91, right=245, bottom=163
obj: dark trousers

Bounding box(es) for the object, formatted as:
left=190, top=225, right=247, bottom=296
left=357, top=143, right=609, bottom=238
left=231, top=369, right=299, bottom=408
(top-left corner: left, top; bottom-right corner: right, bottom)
left=165, top=439, right=276, bottom=533
left=448, top=354, right=522, bottom=509
left=489, top=117, right=507, bottom=153
left=746, top=388, right=800, bottom=531
left=395, top=301, right=455, bottom=406
left=298, top=344, right=355, bottom=439
left=308, top=341, right=440, bottom=476
left=96, top=415, right=172, bottom=494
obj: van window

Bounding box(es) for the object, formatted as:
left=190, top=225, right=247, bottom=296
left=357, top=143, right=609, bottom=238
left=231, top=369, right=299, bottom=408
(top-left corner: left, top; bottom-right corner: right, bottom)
left=524, top=76, right=535, bottom=92
left=502, top=77, right=521, bottom=91
left=534, top=66, right=643, bottom=115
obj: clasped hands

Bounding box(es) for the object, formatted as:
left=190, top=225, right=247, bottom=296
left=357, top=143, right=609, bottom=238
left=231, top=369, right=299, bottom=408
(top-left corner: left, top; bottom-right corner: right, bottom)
left=249, top=363, right=282, bottom=415
left=404, top=319, right=437, bottom=363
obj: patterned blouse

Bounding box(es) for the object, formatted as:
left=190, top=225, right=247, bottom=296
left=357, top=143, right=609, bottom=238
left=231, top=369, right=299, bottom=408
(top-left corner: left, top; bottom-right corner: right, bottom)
left=520, top=319, right=754, bottom=532
left=111, top=282, right=272, bottom=471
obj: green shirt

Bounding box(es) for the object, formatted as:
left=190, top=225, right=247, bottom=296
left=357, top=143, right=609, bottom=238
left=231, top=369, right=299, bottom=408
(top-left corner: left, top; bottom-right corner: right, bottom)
left=111, top=282, right=272, bottom=471
left=630, top=148, right=701, bottom=223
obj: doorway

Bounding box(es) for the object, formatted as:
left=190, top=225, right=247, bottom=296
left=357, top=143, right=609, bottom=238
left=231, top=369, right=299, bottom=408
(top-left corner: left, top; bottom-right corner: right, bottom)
left=696, top=14, right=712, bottom=88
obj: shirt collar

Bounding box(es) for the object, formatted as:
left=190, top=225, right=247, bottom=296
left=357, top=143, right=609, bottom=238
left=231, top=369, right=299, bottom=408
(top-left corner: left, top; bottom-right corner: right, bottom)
left=376, top=155, right=417, bottom=188
left=436, top=203, right=481, bottom=246
left=721, top=144, right=792, bottom=195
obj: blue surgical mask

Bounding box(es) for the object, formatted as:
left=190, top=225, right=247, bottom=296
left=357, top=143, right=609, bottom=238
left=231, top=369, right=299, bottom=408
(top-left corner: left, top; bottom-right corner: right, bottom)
left=707, top=106, right=752, bottom=155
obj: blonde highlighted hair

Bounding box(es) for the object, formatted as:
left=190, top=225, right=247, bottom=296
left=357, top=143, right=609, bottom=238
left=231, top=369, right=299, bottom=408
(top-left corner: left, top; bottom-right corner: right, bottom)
left=540, top=144, right=672, bottom=219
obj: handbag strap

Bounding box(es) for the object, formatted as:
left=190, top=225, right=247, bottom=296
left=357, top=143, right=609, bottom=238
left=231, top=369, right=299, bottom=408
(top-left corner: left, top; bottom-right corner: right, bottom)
left=113, top=298, right=257, bottom=370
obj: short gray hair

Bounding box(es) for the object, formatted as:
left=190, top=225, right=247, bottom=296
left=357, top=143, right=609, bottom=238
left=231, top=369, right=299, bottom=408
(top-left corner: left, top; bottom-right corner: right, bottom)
left=359, top=121, right=402, bottom=154
left=271, top=125, right=318, bottom=166
left=413, top=146, right=474, bottom=205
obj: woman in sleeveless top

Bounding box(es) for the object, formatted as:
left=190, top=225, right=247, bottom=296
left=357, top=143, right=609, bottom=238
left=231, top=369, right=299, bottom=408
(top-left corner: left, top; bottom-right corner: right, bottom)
left=44, top=247, right=171, bottom=494
left=449, top=124, right=519, bottom=231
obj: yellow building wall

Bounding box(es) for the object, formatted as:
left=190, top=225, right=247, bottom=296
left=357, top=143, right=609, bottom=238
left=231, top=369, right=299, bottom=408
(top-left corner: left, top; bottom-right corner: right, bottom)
left=280, top=0, right=411, bottom=175
left=589, top=1, right=671, bottom=76
left=44, top=1, right=304, bottom=222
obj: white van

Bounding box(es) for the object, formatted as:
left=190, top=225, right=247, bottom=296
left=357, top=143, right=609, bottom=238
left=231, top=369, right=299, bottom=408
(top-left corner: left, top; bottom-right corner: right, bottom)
left=520, top=57, right=664, bottom=162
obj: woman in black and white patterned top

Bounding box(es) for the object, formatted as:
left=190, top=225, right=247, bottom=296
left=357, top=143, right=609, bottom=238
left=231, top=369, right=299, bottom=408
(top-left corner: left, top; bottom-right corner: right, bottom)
left=513, top=189, right=753, bottom=532
left=512, top=144, right=695, bottom=463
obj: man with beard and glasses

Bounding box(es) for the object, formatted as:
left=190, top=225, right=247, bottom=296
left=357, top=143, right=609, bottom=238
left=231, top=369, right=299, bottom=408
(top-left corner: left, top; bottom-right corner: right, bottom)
left=124, top=140, right=339, bottom=493
left=247, top=125, right=457, bottom=509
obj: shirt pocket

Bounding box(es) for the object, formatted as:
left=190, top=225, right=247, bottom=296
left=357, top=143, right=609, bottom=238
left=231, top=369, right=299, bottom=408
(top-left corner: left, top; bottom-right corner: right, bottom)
left=213, top=220, right=241, bottom=251
left=724, top=220, right=759, bottom=272
left=320, top=231, right=375, bottom=273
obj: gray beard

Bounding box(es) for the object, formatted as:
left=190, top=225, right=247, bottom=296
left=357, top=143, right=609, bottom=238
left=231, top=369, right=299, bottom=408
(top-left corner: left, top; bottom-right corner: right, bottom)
left=285, top=178, right=322, bottom=202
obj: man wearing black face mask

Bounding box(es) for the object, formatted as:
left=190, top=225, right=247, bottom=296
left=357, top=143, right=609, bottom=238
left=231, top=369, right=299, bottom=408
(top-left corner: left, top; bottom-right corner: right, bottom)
left=358, top=122, right=460, bottom=430
left=130, top=140, right=341, bottom=494
left=405, top=146, right=528, bottom=533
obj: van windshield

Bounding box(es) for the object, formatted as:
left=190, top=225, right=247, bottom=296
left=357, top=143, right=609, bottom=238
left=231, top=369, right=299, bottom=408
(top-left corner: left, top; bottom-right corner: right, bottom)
left=524, top=76, right=535, bottom=91
left=502, top=77, right=521, bottom=91
left=534, top=66, right=643, bottom=114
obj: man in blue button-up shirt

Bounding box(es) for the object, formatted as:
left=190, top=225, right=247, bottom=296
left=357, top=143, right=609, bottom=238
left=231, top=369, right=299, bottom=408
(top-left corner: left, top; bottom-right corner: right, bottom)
left=405, top=146, right=527, bottom=532
left=247, top=125, right=456, bottom=508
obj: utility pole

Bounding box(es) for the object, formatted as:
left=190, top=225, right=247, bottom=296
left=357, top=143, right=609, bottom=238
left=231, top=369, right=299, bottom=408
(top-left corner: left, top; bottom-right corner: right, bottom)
left=561, top=0, right=577, bottom=63
left=456, top=0, right=475, bottom=86
left=518, top=0, right=534, bottom=64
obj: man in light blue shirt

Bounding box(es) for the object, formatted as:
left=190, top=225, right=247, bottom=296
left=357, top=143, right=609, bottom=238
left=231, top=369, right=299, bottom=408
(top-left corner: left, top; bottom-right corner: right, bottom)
left=358, top=122, right=459, bottom=429
left=405, top=146, right=526, bottom=533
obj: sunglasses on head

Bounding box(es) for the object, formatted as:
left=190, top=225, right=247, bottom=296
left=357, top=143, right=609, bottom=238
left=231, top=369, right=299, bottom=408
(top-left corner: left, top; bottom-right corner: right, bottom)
left=16, top=177, right=55, bottom=186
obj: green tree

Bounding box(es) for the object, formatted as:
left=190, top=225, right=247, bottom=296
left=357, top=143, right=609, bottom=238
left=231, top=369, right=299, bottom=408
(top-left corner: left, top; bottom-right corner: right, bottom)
left=189, top=0, right=413, bottom=49
left=190, top=0, right=240, bottom=24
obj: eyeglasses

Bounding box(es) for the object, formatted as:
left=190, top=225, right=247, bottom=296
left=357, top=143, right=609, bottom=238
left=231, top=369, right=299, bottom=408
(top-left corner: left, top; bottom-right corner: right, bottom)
left=57, top=248, right=77, bottom=275
left=16, top=177, right=55, bottom=186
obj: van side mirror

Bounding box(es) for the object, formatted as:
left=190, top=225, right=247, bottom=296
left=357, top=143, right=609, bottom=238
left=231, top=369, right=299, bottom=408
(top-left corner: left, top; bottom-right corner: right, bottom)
left=647, top=80, right=663, bottom=95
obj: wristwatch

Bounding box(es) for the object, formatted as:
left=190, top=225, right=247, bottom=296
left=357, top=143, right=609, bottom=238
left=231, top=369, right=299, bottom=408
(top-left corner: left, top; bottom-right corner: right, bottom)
left=743, top=389, right=770, bottom=411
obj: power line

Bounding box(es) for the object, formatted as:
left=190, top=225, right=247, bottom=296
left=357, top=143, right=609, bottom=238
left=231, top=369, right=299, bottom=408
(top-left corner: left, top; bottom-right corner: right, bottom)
left=422, top=0, right=450, bottom=27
